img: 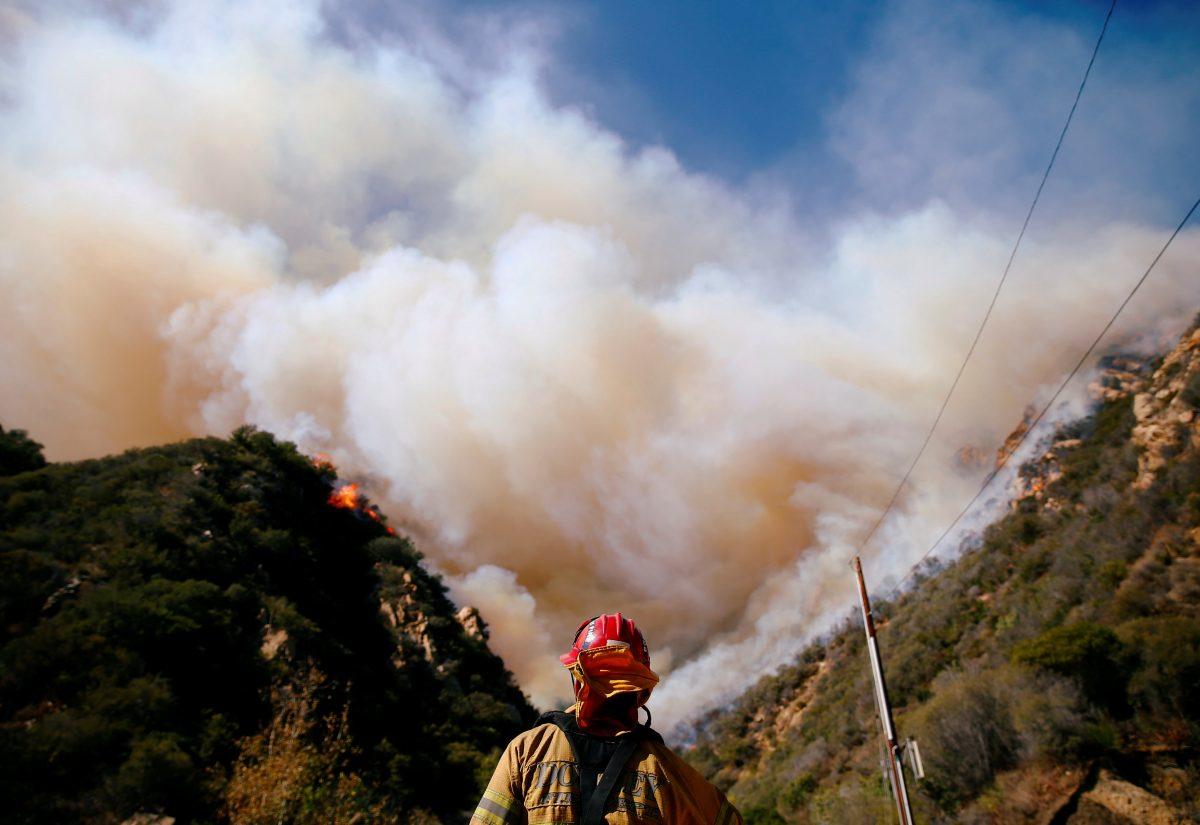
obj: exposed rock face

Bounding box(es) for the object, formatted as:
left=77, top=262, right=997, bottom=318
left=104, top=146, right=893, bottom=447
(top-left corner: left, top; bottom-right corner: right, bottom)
left=1087, top=355, right=1153, bottom=403
left=999, top=333, right=1196, bottom=508
left=379, top=569, right=439, bottom=665
left=1131, top=325, right=1200, bottom=490
left=375, top=566, right=503, bottom=696
left=766, top=659, right=827, bottom=741
left=456, top=605, right=488, bottom=641
left=1070, top=770, right=1192, bottom=824
left=260, top=626, right=288, bottom=660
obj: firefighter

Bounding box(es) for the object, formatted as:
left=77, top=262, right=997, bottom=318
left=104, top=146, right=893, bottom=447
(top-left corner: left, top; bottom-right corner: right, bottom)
left=471, top=613, right=742, bottom=824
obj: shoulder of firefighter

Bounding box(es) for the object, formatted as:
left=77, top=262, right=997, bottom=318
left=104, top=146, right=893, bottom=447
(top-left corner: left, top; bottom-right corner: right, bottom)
left=470, top=716, right=742, bottom=825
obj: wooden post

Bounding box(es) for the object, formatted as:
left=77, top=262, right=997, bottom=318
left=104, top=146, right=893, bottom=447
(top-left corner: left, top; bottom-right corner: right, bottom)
left=853, top=556, right=914, bottom=825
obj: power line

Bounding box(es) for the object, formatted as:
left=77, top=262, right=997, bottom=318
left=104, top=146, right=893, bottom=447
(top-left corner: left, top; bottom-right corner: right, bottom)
left=890, top=193, right=1200, bottom=596
left=853, top=0, right=1119, bottom=558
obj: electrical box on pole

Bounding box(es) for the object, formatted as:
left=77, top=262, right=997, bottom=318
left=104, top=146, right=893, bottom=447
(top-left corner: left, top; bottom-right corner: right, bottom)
left=904, top=738, right=925, bottom=781
left=853, top=556, right=915, bottom=825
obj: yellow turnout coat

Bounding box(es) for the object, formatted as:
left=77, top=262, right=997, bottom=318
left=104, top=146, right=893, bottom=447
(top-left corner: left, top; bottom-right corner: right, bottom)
left=470, top=714, right=741, bottom=825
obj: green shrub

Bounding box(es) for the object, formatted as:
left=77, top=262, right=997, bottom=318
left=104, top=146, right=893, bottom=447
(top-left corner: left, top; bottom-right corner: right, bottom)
left=1117, top=616, right=1200, bottom=725
left=807, top=775, right=894, bottom=825
left=781, top=773, right=818, bottom=808
left=1011, top=622, right=1129, bottom=713
left=1097, top=559, right=1128, bottom=589
left=112, top=733, right=200, bottom=812
left=1005, top=669, right=1098, bottom=760
left=909, top=668, right=1020, bottom=806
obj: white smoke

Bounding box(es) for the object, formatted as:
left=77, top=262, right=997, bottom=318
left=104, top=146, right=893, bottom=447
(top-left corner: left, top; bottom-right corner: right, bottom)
left=1, top=0, right=1198, bottom=729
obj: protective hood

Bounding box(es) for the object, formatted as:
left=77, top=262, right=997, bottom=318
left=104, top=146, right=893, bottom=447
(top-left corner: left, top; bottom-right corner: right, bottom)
left=566, top=642, right=660, bottom=730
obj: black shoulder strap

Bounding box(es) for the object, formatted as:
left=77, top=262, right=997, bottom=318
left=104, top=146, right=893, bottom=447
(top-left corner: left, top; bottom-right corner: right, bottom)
left=581, top=732, right=642, bottom=825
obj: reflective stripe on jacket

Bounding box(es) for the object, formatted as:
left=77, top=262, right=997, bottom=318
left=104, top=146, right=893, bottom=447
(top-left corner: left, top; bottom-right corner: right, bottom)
left=470, top=721, right=742, bottom=825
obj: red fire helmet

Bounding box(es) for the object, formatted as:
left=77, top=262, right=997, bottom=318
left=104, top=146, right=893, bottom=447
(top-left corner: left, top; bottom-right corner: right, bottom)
left=560, top=612, right=651, bottom=668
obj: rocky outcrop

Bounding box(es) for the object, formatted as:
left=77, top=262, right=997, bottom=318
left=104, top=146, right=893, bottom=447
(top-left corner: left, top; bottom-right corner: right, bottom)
left=1086, top=355, right=1153, bottom=403
left=379, top=569, right=439, bottom=665
left=456, top=605, right=488, bottom=641
left=1070, top=770, right=1192, bottom=824
left=260, top=626, right=288, bottom=660
left=999, top=329, right=1196, bottom=507
left=1130, top=324, right=1200, bottom=489
left=377, top=568, right=498, bottom=685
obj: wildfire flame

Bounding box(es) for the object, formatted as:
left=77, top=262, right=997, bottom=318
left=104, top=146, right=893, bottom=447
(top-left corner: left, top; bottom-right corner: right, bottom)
left=329, top=482, right=361, bottom=509
left=328, top=482, right=396, bottom=534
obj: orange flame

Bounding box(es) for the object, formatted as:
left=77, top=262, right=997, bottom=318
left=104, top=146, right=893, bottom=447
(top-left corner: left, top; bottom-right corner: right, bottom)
left=329, top=482, right=361, bottom=509
left=311, top=452, right=336, bottom=473
left=328, top=482, right=396, bottom=534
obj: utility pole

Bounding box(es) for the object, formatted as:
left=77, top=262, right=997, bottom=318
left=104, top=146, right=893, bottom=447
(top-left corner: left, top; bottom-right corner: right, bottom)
left=853, top=556, right=914, bottom=825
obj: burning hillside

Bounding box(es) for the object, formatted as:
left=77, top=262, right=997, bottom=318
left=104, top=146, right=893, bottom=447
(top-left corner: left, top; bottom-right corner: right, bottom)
left=328, top=481, right=396, bottom=535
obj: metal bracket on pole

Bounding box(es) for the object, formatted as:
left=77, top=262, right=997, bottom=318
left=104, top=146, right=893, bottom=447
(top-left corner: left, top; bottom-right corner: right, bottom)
left=854, top=556, right=915, bottom=825
left=904, top=738, right=925, bottom=781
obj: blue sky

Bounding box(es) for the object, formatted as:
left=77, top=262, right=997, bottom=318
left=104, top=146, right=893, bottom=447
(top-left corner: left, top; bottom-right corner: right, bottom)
left=380, top=0, right=1199, bottom=228
left=543, top=0, right=881, bottom=179
left=548, top=2, right=1187, bottom=168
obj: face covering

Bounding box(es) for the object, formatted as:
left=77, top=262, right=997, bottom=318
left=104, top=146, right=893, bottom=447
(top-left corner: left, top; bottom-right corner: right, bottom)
left=566, top=642, right=660, bottom=730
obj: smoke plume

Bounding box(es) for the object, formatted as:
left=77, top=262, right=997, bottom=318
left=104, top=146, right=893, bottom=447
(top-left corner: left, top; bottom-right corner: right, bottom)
left=2, top=0, right=1198, bottom=728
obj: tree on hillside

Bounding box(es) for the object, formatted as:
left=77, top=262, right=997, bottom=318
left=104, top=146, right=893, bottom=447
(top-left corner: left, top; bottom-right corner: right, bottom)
left=0, top=425, right=46, bottom=476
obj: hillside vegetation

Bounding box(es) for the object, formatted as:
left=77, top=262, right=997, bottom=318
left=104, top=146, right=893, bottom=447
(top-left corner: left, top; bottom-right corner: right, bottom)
left=0, top=427, right=535, bottom=824
left=687, top=319, right=1200, bottom=823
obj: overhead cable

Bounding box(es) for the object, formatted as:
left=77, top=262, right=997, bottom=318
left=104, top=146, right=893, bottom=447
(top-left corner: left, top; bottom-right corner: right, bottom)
left=891, top=193, right=1200, bottom=596
left=853, top=0, right=1119, bottom=559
